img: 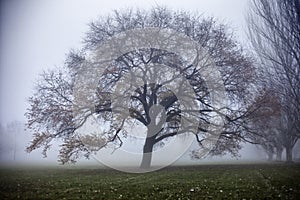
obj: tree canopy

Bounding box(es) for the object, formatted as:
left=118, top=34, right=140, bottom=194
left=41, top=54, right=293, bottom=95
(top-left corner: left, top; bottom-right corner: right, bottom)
left=26, top=7, right=255, bottom=168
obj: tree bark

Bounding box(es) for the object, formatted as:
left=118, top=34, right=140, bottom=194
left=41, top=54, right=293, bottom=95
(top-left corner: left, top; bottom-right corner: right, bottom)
left=140, top=134, right=155, bottom=169
left=267, top=151, right=273, bottom=161
left=276, top=147, right=283, bottom=161
left=286, top=146, right=293, bottom=162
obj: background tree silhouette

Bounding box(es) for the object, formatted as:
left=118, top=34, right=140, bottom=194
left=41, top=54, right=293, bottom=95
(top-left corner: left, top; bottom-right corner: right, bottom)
left=246, top=89, right=284, bottom=161
left=248, top=0, right=300, bottom=162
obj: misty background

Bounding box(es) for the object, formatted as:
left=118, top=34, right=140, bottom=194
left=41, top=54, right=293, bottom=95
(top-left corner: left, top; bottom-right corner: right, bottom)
left=0, top=0, right=299, bottom=165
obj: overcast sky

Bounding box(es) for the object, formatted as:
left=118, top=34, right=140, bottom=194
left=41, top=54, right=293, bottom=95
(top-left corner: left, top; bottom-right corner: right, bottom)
left=0, top=0, right=250, bottom=125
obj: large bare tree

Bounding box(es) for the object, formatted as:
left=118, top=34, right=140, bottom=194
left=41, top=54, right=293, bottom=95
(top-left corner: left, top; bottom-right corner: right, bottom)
left=26, top=7, right=254, bottom=168
left=248, top=0, right=300, bottom=162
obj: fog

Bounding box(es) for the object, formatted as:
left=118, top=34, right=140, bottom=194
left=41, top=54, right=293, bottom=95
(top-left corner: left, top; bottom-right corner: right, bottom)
left=1, top=0, right=288, bottom=166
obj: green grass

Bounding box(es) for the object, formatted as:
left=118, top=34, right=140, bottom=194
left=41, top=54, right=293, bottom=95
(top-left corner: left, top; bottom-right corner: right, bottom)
left=0, top=163, right=299, bottom=199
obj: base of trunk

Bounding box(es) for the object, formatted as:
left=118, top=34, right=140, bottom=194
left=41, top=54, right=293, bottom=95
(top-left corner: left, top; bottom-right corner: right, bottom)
left=276, top=149, right=283, bottom=161
left=267, top=152, right=273, bottom=161
left=286, top=147, right=293, bottom=162
left=140, top=136, right=155, bottom=169
left=140, top=152, right=153, bottom=169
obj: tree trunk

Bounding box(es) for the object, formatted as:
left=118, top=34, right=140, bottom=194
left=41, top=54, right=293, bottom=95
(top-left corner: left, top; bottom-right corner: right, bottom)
left=267, top=151, right=273, bottom=161
left=286, top=146, right=293, bottom=162
left=140, top=135, right=155, bottom=169
left=276, top=148, right=283, bottom=161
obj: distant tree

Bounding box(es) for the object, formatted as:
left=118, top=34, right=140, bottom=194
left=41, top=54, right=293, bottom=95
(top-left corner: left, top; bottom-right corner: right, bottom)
left=246, top=89, right=284, bottom=161
left=0, top=123, right=6, bottom=159
left=26, top=7, right=254, bottom=168
left=248, top=0, right=300, bottom=162
left=0, top=121, right=23, bottom=161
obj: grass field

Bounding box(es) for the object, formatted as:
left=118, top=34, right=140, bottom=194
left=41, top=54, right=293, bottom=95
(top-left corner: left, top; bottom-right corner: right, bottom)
left=0, top=163, right=299, bottom=199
